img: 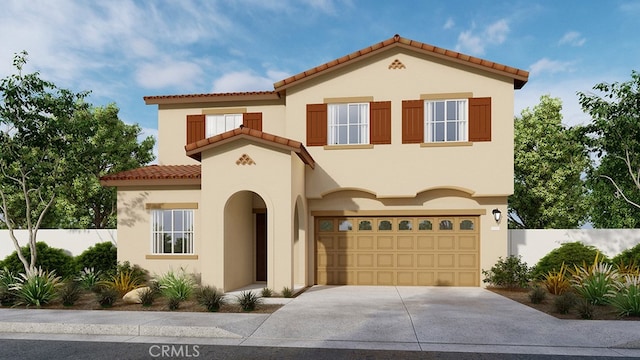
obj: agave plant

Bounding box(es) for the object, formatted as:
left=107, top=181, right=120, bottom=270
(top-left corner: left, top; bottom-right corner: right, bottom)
left=156, top=268, right=196, bottom=310
left=10, top=268, right=61, bottom=308
left=543, top=263, right=571, bottom=295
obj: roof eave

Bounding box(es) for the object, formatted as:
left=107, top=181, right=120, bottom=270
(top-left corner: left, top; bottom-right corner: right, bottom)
left=144, top=92, right=281, bottom=105
left=100, top=178, right=201, bottom=187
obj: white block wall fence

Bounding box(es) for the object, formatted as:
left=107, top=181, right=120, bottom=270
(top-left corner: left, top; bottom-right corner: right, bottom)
left=0, top=229, right=116, bottom=259
left=508, top=229, right=640, bottom=267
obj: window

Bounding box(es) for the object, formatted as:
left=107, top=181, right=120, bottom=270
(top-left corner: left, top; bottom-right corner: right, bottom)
left=152, top=210, right=194, bottom=254
left=425, top=99, right=467, bottom=142
left=328, top=103, right=369, bottom=145
left=206, top=114, right=242, bottom=137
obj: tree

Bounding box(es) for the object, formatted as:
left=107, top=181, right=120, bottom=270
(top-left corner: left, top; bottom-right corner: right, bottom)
left=509, top=95, right=590, bottom=229
left=0, top=51, right=88, bottom=275
left=48, top=104, right=155, bottom=228
left=579, top=71, right=640, bottom=227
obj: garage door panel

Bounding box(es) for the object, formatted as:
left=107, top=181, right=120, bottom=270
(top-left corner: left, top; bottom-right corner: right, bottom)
left=316, top=216, right=479, bottom=286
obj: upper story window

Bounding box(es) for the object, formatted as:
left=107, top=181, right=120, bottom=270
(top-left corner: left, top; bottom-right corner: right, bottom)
left=328, top=103, right=369, bottom=145
left=424, top=99, right=467, bottom=142
left=206, top=114, right=242, bottom=138
left=151, top=209, right=194, bottom=254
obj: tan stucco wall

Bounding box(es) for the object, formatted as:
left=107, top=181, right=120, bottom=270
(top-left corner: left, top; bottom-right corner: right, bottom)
left=156, top=102, right=285, bottom=165
left=198, top=140, right=304, bottom=291
left=284, top=47, right=515, bottom=198
left=116, top=186, right=202, bottom=280
left=223, top=191, right=254, bottom=290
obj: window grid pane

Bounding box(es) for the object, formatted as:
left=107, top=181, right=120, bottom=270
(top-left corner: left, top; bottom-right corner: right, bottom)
left=151, top=209, right=194, bottom=254
left=328, top=103, right=369, bottom=145
left=425, top=100, right=467, bottom=142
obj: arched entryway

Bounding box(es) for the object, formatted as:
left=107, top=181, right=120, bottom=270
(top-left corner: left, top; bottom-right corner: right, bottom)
left=223, top=191, right=267, bottom=291
left=293, top=196, right=306, bottom=287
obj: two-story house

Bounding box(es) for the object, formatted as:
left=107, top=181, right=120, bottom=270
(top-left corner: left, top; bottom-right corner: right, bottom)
left=101, top=35, right=528, bottom=292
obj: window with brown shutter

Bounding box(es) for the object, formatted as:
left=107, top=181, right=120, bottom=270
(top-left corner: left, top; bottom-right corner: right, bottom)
left=242, top=112, right=263, bottom=131
left=370, top=101, right=391, bottom=144
left=186, top=114, right=205, bottom=144
left=468, top=97, right=491, bottom=142
left=402, top=100, right=424, bottom=144
left=307, top=103, right=327, bottom=146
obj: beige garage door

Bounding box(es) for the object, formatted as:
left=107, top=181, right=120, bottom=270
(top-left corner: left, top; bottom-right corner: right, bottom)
left=315, top=216, right=479, bottom=286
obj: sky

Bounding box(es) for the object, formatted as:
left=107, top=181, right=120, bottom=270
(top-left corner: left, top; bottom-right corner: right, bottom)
left=1, top=0, right=639, bottom=157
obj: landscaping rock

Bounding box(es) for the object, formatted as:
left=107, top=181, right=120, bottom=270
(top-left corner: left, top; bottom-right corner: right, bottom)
left=122, top=287, right=149, bottom=304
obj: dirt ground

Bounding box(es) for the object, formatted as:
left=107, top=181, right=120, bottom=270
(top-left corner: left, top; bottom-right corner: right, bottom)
left=9, top=291, right=282, bottom=314
left=489, top=287, right=639, bottom=321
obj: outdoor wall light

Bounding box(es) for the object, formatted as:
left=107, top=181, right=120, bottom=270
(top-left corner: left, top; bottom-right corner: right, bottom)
left=492, top=208, right=502, bottom=223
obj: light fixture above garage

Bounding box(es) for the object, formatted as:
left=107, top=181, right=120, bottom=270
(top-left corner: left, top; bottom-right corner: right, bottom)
left=492, top=208, right=502, bottom=223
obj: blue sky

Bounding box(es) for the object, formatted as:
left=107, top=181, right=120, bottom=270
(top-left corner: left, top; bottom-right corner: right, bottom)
left=1, top=0, right=639, bottom=154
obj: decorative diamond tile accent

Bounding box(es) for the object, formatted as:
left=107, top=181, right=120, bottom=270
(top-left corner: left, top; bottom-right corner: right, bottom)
left=388, top=59, right=406, bottom=69
left=236, top=154, right=255, bottom=166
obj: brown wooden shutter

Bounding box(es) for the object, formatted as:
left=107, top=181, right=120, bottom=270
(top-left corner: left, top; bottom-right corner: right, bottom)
left=306, top=103, right=327, bottom=146
left=186, top=114, right=205, bottom=144
left=370, top=101, right=391, bottom=144
left=402, top=100, right=424, bottom=144
left=468, top=97, right=491, bottom=142
left=242, top=112, right=263, bottom=131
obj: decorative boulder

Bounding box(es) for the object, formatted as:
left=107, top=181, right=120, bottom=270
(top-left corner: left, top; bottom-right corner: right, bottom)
left=122, top=287, right=150, bottom=304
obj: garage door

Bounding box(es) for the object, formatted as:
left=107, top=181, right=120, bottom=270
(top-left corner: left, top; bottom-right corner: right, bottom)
left=315, top=216, right=479, bottom=286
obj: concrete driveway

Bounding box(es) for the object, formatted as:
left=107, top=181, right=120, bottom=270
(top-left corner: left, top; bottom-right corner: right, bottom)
left=245, top=286, right=640, bottom=356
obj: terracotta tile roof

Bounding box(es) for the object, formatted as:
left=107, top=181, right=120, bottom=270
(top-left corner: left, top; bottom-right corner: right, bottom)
left=273, top=34, right=529, bottom=90
left=100, top=165, right=201, bottom=186
left=185, top=126, right=315, bottom=168
left=143, top=91, right=280, bottom=105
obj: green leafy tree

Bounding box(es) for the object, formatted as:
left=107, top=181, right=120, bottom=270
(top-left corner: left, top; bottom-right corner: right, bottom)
left=0, top=51, right=88, bottom=275
left=48, top=104, right=154, bottom=228
left=510, top=95, right=590, bottom=228
left=579, top=71, right=640, bottom=228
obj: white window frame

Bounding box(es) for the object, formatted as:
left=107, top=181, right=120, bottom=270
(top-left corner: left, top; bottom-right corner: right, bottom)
left=328, top=103, right=369, bottom=145
left=205, top=114, right=242, bottom=138
left=151, top=209, right=194, bottom=254
left=424, top=99, right=467, bottom=142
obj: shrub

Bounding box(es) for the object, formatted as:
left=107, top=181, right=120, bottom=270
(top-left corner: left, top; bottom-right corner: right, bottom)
left=0, top=242, right=75, bottom=279
left=156, top=268, right=196, bottom=310
left=576, top=299, right=595, bottom=319
left=532, top=242, right=603, bottom=280
left=196, top=286, right=226, bottom=312
left=607, top=274, right=640, bottom=317
left=281, top=287, right=293, bottom=298
left=261, top=287, right=272, bottom=298
left=542, top=263, right=571, bottom=295
left=10, top=268, right=61, bottom=308
left=0, top=267, right=17, bottom=306
left=528, top=286, right=547, bottom=304
left=59, top=281, right=82, bottom=307
left=614, top=259, right=640, bottom=276
left=75, top=242, right=117, bottom=275
left=553, top=292, right=578, bottom=314
left=114, top=261, right=148, bottom=284
left=105, top=262, right=147, bottom=296
left=482, top=256, right=531, bottom=288
left=236, top=291, right=262, bottom=311
left=96, top=287, right=118, bottom=308
left=75, top=267, right=103, bottom=291
left=569, top=256, right=618, bottom=305
left=612, top=243, right=640, bottom=269
left=139, top=287, right=157, bottom=307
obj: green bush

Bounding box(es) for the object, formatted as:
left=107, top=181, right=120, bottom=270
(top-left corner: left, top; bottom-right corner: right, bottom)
left=196, top=286, right=226, bottom=312
left=570, top=260, right=617, bottom=305
left=553, top=292, right=578, bottom=314
left=0, top=242, right=76, bottom=279
left=75, top=267, right=103, bottom=291
left=236, top=291, right=262, bottom=311
left=96, top=287, right=118, bottom=308
left=0, top=267, right=17, bottom=306
left=139, top=287, right=157, bottom=307
left=612, top=243, right=640, bottom=269
left=59, top=281, right=82, bottom=307
left=156, top=268, right=196, bottom=310
left=261, top=287, right=272, bottom=298
left=75, top=242, right=117, bottom=275
left=528, top=286, right=547, bottom=304
left=482, top=256, right=531, bottom=288
left=532, top=242, right=604, bottom=279
left=281, top=287, right=293, bottom=298
left=608, top=275, right=640, bottom=317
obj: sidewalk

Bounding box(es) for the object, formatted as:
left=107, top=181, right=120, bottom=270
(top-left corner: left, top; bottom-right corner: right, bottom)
left=1, top=286, right=639, bottom=357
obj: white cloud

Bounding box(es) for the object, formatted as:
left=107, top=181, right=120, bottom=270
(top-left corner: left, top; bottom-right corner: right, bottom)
left=529, top=58, right=575, bottom=75
left=443, top=18, right=455, bottom=30
left=211, top=70, right=284, bottom=92
left=558, top=31, right=586, bottom=47
left=455, top=19, right=509, bottom=55
left=135, top=61, right=204, bottom=89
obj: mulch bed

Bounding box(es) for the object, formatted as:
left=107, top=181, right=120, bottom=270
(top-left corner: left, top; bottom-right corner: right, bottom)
left=6, top=291, right=282, bottom=314
left=489, top=287, right=639, bottom=321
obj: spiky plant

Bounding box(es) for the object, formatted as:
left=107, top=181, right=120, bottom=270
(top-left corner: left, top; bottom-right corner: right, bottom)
left=10, top=268, right=61, bottom=308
